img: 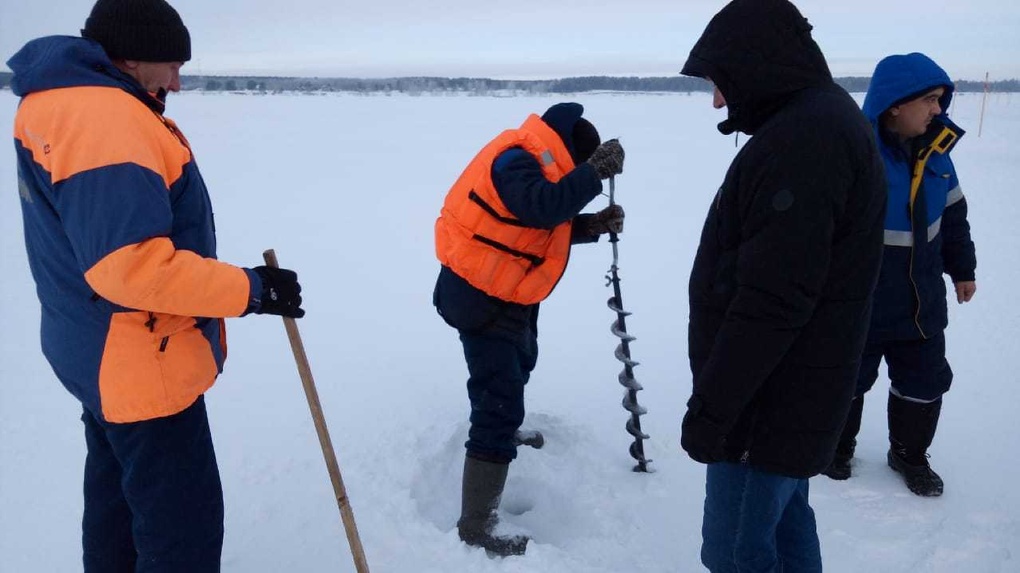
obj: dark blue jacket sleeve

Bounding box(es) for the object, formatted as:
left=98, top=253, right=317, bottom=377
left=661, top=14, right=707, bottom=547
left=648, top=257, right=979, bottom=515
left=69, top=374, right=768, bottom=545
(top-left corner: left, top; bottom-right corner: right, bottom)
left=491, top=148, right=603, bottom=229
left=939, top=159, right=976, bottom=282
left=941, top=198, right=976, bottom=282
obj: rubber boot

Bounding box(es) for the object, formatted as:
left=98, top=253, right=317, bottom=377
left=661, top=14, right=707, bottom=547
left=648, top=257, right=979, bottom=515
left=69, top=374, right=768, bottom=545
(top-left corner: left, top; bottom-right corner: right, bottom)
left=887, top=394, right=944, bottom=497
left=823, top=396, right=864, bottom=480
left=457, top=456, right=528, bottom=557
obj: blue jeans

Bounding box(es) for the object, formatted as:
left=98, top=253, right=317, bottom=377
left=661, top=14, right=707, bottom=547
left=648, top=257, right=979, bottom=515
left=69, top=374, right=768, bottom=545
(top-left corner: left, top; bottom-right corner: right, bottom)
left=701, top=462, right=822, bottom=573
left=81, top=396, right=223, bottom=573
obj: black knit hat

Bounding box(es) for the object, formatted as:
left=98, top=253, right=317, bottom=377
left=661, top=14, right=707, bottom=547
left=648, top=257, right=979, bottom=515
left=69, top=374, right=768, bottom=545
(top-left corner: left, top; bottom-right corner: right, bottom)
left=540, top=103, right=602, bottom=164
left=82, top=0, right=191, bottom=62
left=571, top=118, right=601, bottom=164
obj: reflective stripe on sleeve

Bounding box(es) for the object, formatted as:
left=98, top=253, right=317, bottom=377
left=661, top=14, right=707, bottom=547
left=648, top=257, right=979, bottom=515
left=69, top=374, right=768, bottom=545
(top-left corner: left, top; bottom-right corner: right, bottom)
left=946, top=185, right=964, bottom=207
left=884, top=216, right=944, bottom=247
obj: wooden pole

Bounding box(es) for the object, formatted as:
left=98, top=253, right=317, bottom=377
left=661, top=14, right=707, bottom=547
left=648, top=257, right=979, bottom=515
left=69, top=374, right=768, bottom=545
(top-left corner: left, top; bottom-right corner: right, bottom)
left=978, top=72, right=989, bottom=138
left=263, top=249, right=370, bottom=573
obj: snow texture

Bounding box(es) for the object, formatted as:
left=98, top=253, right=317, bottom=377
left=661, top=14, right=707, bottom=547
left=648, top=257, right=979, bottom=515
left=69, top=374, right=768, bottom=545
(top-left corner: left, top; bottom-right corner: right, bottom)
left=2, top=90, right=1018, bottom=572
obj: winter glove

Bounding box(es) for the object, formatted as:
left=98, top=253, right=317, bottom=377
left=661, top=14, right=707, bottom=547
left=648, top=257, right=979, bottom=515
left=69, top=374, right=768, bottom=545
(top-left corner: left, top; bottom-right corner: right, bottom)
left=585, top=204, right=625, bottom=236
left=250, top=266, right=305, bottom=318
left=585, top=139, right=625, bottom=179
left=680, top=395, right=728, bottom=464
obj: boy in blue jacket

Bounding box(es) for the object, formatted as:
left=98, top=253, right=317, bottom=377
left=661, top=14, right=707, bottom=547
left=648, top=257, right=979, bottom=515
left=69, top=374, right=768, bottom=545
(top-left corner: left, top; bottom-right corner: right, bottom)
left=823, top=53, right=978, bottom=497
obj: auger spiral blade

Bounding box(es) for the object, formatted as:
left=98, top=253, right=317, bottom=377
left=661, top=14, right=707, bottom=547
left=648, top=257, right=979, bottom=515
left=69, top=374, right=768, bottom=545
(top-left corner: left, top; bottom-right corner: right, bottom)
left=603, top=175, right=651, bottom=473
left=618, top=370, right=643, bottom=392
left=614, top=344, right=640, bottom=368
left=607, top=296, right=633, bottom=317
left=611, top=319, right=637, bottom=343
left=622, top=393, right=648, bottom=416
left=626, top=417, right=650, bottom=441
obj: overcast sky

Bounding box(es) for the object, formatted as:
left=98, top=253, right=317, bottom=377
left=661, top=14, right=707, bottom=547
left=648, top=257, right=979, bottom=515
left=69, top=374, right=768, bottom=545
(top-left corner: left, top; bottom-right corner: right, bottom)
left=2, top=0, right=1018, bottom=80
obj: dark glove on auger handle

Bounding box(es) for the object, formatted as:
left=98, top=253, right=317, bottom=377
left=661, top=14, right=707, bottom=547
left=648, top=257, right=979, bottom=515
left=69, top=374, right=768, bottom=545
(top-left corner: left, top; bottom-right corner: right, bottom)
left=587, top=204, right=625, bottom=236
left=604, top=175, right=651, bottom=473
left=587, top=139, right=625, bottom=179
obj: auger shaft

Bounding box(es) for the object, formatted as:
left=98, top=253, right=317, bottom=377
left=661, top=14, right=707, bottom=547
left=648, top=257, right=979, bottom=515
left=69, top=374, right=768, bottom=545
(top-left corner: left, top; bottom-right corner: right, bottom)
left=605, top=177, right=651, bottom=473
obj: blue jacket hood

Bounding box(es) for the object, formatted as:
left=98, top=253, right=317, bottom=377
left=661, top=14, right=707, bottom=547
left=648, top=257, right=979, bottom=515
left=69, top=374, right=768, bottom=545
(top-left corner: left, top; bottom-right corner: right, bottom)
left=7, top=36, right=152, bottom=104
left=862, top=53, right=954, bottom=123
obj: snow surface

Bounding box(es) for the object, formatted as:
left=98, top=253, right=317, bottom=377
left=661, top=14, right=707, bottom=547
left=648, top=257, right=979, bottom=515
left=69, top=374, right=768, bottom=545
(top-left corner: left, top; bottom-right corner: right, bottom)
left=1, top=90, right=1018, bottom=572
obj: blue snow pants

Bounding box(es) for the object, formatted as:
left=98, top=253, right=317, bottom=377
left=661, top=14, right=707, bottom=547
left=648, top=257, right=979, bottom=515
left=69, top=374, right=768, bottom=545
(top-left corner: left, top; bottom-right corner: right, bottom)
left=459, top=305, right=538, bottom=463
left=81, top=395, right=223, bottom=573
left=701, top=462, right=822, bottom=573
left=856, top=331, right=953, bottom=402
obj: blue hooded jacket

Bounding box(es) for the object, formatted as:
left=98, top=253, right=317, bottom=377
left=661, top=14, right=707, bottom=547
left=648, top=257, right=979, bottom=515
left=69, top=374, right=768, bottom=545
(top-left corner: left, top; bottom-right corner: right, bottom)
left=862, top=53, right=976, bottom=341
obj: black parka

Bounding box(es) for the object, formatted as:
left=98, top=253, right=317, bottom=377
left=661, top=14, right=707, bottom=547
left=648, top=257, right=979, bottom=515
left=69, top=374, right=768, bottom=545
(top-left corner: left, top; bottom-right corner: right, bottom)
left=681, top=0, right=887, bottom=477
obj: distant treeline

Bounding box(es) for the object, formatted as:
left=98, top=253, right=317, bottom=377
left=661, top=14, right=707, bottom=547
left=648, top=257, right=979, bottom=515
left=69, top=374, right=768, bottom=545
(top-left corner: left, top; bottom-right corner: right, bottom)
left=1, top=71, right=1017, bottom=94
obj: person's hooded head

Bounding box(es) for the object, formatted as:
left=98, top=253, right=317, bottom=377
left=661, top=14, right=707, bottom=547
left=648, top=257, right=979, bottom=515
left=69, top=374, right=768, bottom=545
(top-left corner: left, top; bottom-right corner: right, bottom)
left=540, top=102, right=601, bottom=165
left=680, top=0, right=832, bottom=135
left=861, top=53, right=954, bottom=140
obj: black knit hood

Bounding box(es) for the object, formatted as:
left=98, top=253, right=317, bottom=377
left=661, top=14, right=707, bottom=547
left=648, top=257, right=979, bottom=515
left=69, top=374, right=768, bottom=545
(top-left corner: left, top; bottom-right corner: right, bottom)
left=680, top=0, right=833, bottom=135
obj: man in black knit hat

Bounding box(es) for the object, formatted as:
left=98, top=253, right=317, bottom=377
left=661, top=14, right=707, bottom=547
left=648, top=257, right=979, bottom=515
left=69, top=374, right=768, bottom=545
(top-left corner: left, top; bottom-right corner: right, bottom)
left=8, top=1, right=304, bottom=570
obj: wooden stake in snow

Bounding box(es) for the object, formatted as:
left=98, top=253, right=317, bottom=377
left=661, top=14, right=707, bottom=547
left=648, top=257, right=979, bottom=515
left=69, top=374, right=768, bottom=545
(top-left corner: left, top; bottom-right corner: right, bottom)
left=263, top=249, right=370, bottom=573
left=978, top=72, right=990, bottom=138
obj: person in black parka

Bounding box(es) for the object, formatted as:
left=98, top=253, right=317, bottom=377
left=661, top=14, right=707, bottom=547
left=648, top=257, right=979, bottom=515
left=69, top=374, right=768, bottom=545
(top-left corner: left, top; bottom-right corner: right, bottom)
left=678, top=0, right=886, bottom=570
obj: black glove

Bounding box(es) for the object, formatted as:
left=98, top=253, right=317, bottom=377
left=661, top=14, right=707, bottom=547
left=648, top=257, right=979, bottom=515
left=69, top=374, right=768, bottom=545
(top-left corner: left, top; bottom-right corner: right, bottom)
left=251, top=266, right=305, bottom=318
left=586, top=204, right=625, bottom=236
left=586, top=138, right=625, bottom=179
left=680, top=395, right=728, bottom=464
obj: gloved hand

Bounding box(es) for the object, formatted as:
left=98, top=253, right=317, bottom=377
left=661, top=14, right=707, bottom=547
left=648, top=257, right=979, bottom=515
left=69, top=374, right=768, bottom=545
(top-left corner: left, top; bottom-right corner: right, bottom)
left=586, top=204, right=625, bottom=236
left=250, top=266, right=305, bottom=318
left=680, top=395, right=728, bottom=464
left=586, top=138, right=625, bottom=179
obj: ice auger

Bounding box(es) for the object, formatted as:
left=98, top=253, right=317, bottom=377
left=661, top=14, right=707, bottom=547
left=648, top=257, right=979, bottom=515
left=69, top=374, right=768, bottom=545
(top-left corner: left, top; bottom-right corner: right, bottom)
left=604, top=177, right=651, bottom=473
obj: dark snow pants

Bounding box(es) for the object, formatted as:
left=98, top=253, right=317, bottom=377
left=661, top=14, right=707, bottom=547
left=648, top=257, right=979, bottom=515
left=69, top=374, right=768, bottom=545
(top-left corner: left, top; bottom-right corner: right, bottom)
left=81, top=395, right=223, bottom=573
left=459, top=305, right=538, bottom=463
left=701, top=462, right=822, bottom=573
left=856, top=331, right=953, bottom=402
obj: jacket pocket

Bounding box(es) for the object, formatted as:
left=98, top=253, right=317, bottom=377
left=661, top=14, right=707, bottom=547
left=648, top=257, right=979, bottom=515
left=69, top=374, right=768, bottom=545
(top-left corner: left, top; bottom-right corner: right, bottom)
left=98, top=311, right=217, bottom=423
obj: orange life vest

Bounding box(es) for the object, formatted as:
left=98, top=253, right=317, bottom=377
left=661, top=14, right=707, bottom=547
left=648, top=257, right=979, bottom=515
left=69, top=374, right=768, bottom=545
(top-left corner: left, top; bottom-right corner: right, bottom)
left=435, top=114, right=575, bottom=305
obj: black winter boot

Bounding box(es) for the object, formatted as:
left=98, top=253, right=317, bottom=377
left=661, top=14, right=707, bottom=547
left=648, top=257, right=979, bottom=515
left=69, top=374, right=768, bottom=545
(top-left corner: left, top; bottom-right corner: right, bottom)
left=457, top=456, right=529, bottom=557
left=823, top=396, right=864, bottom=480
left=887, top=394, right=944, bottom=497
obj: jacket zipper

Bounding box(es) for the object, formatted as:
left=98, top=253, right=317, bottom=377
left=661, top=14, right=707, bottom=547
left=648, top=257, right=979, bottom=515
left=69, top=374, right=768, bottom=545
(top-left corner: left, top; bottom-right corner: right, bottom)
left=908, top=248, right=928, bottom=339
left=144, top=312, right=170, bottom=353
left=907, top=157, right=929, bottom=339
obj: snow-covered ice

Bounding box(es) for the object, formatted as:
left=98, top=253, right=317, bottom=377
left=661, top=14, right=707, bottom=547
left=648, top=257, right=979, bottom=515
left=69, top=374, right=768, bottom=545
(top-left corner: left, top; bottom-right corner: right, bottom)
left=2, top=90, right=1018, bottom=572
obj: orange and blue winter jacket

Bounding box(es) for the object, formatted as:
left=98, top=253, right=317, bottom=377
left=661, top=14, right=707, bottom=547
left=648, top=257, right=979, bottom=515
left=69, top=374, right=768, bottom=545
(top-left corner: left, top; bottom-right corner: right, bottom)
left=9, top=36, right=259, bottom=423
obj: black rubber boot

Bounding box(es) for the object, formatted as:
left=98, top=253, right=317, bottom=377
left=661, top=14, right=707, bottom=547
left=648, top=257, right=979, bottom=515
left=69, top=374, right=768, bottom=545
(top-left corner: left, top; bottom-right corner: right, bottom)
left=822, top=396, right=864, bottom=480
left=457, top=456, right=528, bottom=557
left=887, top=394, right=944, bottom=497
